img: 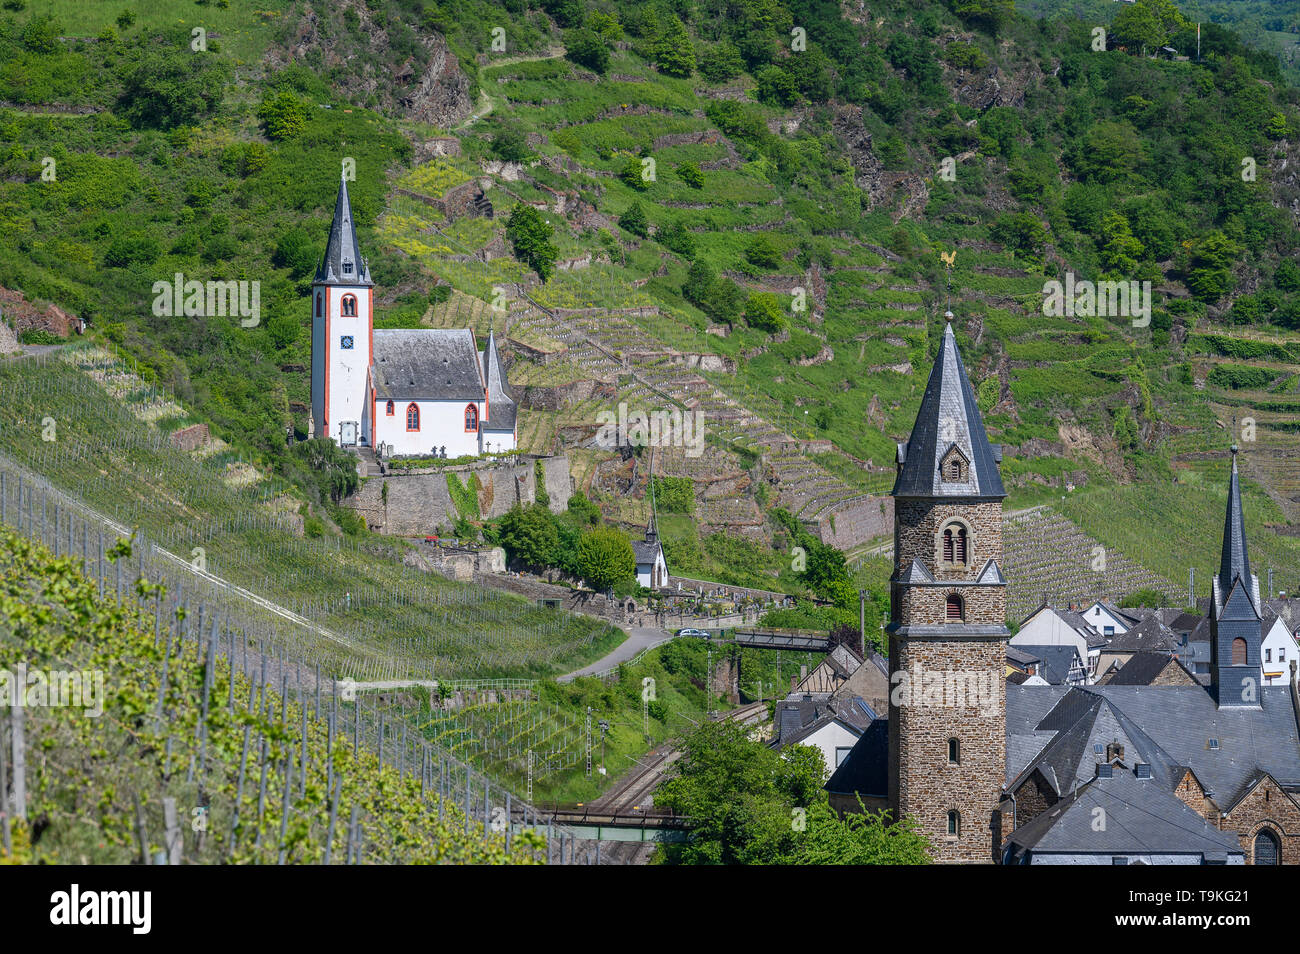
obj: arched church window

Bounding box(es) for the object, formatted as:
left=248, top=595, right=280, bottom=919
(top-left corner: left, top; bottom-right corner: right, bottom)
left=465, top=404, right=478, bottom=432
left=1232, top=637, right=1248, bottom=666
left=1254, top=829, right=1280, bottom=865
left=386, top=400, right=394, bottom=416
left=315, top=293, right=322, bottom=318
left=948, top=738, right=960, bottom=764
left=341, top=295, right=357, bottom=317
left=950, top=459, right=961, bottom=481
left=941, top=523, right=969, bottom=565
left=947, top=811, right=961, bottom=837
left=406, top=403, right=420, bottom=432
left=946, top=594, right=964, bottom=621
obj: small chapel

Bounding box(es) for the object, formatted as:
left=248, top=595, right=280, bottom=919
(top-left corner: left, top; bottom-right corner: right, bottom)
left=309, top=175, right=516, bottom=458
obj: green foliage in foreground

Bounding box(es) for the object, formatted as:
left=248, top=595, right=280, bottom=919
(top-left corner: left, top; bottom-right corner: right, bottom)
left=0, top=528, right=542, bottom=864
left=654, top=721, right=931, bottom=864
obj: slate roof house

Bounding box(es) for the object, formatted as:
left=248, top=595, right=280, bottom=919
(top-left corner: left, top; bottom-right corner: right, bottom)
left=832, top=315, right=1300, bottom=865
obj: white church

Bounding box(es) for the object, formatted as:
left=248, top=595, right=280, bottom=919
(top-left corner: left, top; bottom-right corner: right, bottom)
left=309, top=176, right=517, bottom=457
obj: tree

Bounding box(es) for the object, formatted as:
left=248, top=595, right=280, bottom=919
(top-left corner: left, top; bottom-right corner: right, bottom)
left=575, top=527, right=636, bottom=591
left=1183, top=231, right=1242, bottom=302
left=803, top=541, right=850, bottom=594
left=1120, top=587, right=1170, bottom=609
left=655, top=721, right=930, bottom=864
left=745, top=233, right=783, bottom=269
left=620, top=200, right=649, bottom=237
left=682, top=259, right=716, bottom=307
left=791, top=802, right=931, bottom=864
left=1099, top=211, right=1144, bottom=274
left=490, top=124, right=531, bottom=163
left=117, top=43, right=230, bottom=129
left=947, top=0, right=1015, bottom=34
left=505, top=205, right=558, bottom=282
left=656, top=220, right=696, bottom=258
left=565, top=28, right=610, bottom=74
left=272, top=229, right=320, bottom=281
left=698, top=40, right=744, bottom=82
left=653, top=17, right=695, bottom=77
left=1112, top=0, right=1187, bottom=51
left=620, top=156, right=651, bottom=191
left=743, top=292, right=787, bottom=334
left=257, top=91, right=310, bottom=140
left=755, top=64, right=799, bottom=107
left=990, top=212, right=1048, bottom=265
left=498, top=504, right=559, bottom=569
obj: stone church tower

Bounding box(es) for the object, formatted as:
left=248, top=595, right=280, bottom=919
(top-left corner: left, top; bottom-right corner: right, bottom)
left=887, top=314, right=1009, bottom=863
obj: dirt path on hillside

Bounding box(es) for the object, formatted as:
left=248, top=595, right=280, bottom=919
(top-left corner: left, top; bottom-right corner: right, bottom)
left=454, top=47, right=566, bottom=131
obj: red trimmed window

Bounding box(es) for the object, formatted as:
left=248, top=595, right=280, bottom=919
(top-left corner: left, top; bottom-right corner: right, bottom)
left=341, top=295, right=357, bottom=317
left=406, top=403, right=420, bottom=432
left=464, top=403, right=478, bottom=432
left=386, top=400, right=394, bottom=416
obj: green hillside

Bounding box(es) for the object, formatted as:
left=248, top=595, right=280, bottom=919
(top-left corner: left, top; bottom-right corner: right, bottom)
left=1, top=0, right=1298, bottom=614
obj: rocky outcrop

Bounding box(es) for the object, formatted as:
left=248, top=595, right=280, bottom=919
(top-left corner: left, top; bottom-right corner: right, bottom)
left=270, top=2, right=472, bottom=128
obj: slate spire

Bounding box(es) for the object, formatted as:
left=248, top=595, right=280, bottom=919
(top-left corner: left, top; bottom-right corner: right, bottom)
left=1219, top=445, right=1252, bottom=598
left=315, top=174, right=372, bottom=286
left=892, top=312, right=1004, bottom=498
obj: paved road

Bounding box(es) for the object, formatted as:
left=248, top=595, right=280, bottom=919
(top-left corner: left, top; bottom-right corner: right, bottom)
left=558, top=625, right=673, bottom=682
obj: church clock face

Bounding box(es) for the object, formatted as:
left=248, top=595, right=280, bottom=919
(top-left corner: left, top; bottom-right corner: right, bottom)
left=340, top=335, right=354, bottom=350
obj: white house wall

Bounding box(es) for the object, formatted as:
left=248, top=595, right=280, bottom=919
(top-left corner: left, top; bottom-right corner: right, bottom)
left=1261, top=617, right=1299, bottom=686
left=794, top=721, right=863, bottom=777
left=1011, top=609, right=1092, bottom=682
left=374, top=399, right=485, bottom=457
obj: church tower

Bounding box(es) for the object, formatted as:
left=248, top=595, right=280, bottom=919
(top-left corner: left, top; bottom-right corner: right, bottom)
left=887, top=313, right=1009, bottom=863
left=1210, top=446, right=1263, bottom=708
left=311, top=175, right=374, bottom=446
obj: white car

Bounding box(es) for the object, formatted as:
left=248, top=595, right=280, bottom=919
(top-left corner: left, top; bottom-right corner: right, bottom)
left=676, top=628, right=711, bottom=639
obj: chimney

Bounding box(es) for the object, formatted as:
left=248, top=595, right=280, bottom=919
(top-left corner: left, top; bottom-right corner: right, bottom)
left=1106, top=741, right=1124, bottom=763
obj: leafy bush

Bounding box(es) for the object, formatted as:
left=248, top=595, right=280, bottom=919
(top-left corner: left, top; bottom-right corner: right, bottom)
left=743, top=292, right=786, bottom=334
left=505, top=205, right=557, bottom=282
left=116, top=40, right=230, bottom=129
left=257, top=91, right=310, bottom=141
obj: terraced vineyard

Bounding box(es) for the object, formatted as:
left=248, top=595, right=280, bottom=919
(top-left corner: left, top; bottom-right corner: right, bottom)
left=0, top=349, right=618, bottom=680
left=423, top=698, right=587, bottom=783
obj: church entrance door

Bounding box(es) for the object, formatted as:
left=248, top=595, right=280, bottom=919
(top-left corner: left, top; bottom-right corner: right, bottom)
left=340, top=421, right=358, bottom=446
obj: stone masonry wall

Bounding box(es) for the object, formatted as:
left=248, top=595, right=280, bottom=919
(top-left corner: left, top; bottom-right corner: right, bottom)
left=810, top=495, right=894, bottom=550
left=348, top=455, right=569, bottom=535
left=1218, top=776, right=1300, bottom=865
left=888, top=634, right=1006, bottom=863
